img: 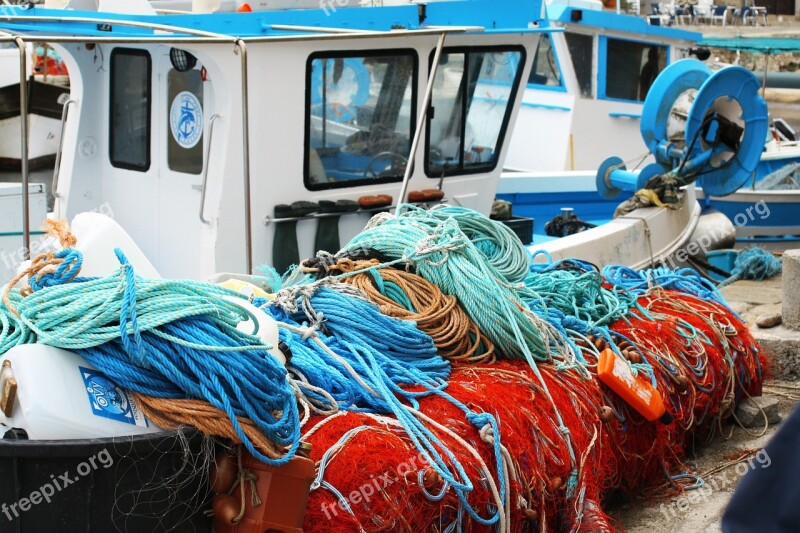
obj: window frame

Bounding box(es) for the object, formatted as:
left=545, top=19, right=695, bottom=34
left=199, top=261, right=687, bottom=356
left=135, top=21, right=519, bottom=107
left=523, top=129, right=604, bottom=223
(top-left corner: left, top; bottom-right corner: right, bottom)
left=303, top=48, right=419, bottom=192
left=109, top=47, right=152, bottom=172
left=564, top=31, right=594, bottom=99
left=527, top=34, right=565, bottom=93
left=424, top=45, right=527, bottom=179
left=598, top=36, right=670, bottom=103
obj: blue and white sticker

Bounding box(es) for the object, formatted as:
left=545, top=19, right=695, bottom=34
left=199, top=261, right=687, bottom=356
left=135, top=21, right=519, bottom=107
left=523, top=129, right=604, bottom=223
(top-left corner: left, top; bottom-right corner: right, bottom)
left=169, top=90, right=203, bottom=149
left=80, top=367, right=149, bottom=427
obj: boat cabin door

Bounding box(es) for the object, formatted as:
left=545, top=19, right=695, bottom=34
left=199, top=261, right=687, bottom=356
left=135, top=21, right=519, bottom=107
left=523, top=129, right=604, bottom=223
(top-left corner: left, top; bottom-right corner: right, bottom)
left=152, top=50, right=214, bottom=278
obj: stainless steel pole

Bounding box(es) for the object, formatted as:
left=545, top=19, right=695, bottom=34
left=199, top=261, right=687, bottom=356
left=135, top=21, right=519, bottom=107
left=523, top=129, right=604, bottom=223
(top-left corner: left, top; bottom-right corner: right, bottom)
left=235, top=39, right=253, bottom=274
left=395, top=32, right=447, bottom=216
left=15, top=37, right=29, bottom=259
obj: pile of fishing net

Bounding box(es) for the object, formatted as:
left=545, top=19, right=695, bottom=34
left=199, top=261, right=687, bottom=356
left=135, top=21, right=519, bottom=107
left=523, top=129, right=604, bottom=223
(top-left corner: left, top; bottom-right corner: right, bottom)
left=292, top=290, right=761, bottom=531
left=0, top=208, right=766, bottom=532
left=271, top=206, right=764, bottom=532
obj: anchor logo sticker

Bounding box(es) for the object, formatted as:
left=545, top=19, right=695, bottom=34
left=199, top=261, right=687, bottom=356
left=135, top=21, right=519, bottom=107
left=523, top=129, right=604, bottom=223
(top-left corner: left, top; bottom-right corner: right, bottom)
left=170, top=91, right=203, bottom=149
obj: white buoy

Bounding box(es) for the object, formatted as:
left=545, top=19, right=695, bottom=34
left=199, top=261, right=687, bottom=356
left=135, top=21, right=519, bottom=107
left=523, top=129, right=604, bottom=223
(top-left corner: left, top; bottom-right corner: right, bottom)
left=70, top=212, right=161, bottom=279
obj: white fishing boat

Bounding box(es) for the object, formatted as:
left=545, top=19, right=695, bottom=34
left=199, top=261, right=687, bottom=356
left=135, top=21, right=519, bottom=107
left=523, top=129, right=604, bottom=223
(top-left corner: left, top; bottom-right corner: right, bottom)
left=490, top=0, right=715, bottom=261
left=0, top=0, right=546, bottom=282
left=505, top=0, right=704, bottom=173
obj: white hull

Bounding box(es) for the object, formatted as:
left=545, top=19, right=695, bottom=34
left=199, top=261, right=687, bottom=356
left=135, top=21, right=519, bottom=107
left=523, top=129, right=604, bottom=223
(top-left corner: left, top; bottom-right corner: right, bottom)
left=498, top=171, right=700, bottom=269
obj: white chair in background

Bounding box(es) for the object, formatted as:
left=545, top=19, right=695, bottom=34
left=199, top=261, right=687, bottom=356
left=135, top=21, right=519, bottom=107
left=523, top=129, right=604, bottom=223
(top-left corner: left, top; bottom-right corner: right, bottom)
left=709, top=4, right=728, bottom=25
left=693, top=4, right=711, bottom=23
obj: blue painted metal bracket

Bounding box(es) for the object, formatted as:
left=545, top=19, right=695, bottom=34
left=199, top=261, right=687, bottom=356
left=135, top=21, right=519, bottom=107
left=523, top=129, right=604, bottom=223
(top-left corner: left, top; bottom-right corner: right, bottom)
left=521, top=101, right=571, bottom=111
left=608, top=111, right=641, bottom=119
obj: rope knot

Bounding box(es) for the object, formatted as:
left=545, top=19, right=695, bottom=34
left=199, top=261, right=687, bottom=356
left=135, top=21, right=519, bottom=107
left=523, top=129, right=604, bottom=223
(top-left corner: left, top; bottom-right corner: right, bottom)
left=467, top=412, right=496, bottom=445
left=28, top=248, right=84, bottom=292
left=2, top=219, right=82, bottom=316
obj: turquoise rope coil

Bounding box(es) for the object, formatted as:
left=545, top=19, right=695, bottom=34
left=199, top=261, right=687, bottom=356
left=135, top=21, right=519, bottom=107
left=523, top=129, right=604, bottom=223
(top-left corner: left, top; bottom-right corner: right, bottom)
left=427, top=205, right=531, bottom=284
left=341, top=205, right=577, bottom=366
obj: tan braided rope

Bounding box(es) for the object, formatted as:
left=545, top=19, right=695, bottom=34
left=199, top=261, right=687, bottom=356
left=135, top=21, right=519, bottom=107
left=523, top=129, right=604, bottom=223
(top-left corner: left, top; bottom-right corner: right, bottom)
left=2, top=219, right=79, bottom=316
left=133, top=394, right=286, bottom=460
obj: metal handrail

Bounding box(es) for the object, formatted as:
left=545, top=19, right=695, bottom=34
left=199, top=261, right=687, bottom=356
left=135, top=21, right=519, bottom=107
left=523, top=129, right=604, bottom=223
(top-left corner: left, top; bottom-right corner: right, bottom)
left=0, top=15, right=232, bottom=39
left=199, top=113, right=221, bottom=224
left=14, top=36, right=29, bottom=259
left=0, top=26, right=486, bottom=46
left=52, top=98, right=76, bottom=199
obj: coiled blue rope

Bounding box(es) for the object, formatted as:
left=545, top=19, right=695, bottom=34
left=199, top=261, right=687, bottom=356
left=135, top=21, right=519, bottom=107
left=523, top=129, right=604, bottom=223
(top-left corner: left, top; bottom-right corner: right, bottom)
left=720, top=247, right=782, bottom=287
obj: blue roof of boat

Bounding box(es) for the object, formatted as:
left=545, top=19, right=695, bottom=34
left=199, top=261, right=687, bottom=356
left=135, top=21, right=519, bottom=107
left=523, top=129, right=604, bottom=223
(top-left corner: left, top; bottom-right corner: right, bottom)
left=0, top=1, right=549, bottom=39
left=700, top=37, right=800, bottom=53
left=545, top=3, right=701, bottom=42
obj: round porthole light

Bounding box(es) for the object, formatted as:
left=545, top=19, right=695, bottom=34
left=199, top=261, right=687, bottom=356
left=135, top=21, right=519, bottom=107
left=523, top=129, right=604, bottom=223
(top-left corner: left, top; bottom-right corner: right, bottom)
left=169, top=48, right=197, bottom=72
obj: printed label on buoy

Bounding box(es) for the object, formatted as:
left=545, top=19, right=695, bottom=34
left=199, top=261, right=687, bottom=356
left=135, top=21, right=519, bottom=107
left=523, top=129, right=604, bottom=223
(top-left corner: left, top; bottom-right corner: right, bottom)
left=79, top=367, right=149, bottom=427
left=169, top=91, right=204, bottom=149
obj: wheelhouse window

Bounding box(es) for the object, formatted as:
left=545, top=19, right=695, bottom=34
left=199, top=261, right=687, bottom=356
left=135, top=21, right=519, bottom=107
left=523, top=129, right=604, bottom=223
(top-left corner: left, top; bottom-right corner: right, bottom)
left=565, top=32, right=593, bottom=98
left=110, top=49, right=151, bottom=171
left=426, top=47, right=525, bottom=177
left=604, top=38, right=667, bottom=101
left=528, top=35, right=562, bottom=88
left=305, top=51, right=416, bottom=190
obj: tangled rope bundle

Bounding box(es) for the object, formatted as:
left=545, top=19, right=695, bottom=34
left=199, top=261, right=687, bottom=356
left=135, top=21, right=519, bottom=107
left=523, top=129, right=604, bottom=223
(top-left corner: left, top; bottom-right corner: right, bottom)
left=341, top=205, right=577, bottom=366
left=303, top=257, right=495, bottom=363
left=262, top=282, right=511, bottom=528
left=0, top=209, right=772, bottom=532
left=0, top=221, right=300, bottom=465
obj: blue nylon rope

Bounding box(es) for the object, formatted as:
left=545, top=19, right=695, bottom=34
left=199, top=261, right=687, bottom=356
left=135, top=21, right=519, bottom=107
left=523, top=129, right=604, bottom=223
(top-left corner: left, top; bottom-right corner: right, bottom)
left=263, top=284, right=507, bottom=525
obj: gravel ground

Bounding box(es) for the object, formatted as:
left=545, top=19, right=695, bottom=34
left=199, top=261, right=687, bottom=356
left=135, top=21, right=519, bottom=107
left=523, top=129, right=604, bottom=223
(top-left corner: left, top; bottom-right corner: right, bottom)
left=609, top=387, right=795, bottom=532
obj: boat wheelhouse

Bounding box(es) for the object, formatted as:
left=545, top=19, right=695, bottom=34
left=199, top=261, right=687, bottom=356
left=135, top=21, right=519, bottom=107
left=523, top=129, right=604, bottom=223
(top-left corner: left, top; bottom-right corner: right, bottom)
left=505, top=0, right=702, bottom=173
left=0, top=0, right=544, bottom=280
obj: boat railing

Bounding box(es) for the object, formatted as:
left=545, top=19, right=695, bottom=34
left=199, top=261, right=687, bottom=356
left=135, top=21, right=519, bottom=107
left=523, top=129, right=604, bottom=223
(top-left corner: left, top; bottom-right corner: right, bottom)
left=199, top=113, right=222, bottom=224
left=51, top=98, right=76, bottom=200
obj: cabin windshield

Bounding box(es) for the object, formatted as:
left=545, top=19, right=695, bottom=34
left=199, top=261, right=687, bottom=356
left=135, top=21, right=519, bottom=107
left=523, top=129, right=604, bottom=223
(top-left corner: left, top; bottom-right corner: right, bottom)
left=528, top=35, right=562, bottom=89
left=426, top=47, right=524, bottom=177
left=305, top=51, right=416, bottom=190
left=603, top=38, right=668, bottom=102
